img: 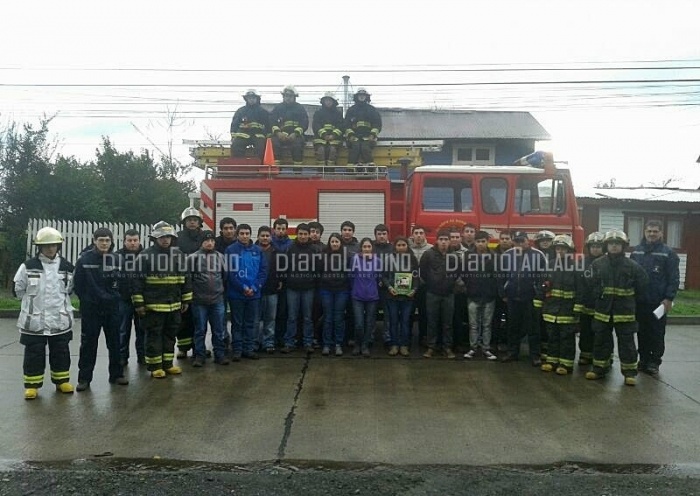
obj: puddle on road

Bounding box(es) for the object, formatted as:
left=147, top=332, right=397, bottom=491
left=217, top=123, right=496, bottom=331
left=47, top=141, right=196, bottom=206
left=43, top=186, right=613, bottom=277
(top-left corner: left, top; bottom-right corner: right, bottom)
left=2, top=458, right=699, bottom=477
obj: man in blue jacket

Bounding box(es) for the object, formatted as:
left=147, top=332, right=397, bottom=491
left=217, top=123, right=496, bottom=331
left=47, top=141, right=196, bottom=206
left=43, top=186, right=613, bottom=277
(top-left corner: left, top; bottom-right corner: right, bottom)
left=226, top=224, right=268, bottom=361
left=73, top=227, right=127, bottom=391
left=630, top=220, right=680, bottom=376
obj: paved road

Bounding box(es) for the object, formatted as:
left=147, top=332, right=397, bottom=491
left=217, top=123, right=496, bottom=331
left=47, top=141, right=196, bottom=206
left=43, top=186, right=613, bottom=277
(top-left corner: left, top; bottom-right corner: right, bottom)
left=0, top=319, right=698, bottom=469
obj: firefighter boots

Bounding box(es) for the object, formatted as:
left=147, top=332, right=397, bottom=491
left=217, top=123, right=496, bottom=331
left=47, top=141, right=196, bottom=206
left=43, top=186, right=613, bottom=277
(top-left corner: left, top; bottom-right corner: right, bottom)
left=24, top=388, right=38, bottom=400
left=165, top=365, right=182, bottom=375
left=624, top=376, right=637, bottom=386
left=151, top=369, right=166, bottom=379
left=56, top=383, right=74, bottom=394
left=541, top=363, right=554, bottom=372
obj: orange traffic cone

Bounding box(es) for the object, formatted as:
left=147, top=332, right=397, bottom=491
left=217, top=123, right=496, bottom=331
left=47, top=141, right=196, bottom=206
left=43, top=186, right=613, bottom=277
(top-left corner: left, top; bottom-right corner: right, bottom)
left=263, top=138, right=275, bottom=166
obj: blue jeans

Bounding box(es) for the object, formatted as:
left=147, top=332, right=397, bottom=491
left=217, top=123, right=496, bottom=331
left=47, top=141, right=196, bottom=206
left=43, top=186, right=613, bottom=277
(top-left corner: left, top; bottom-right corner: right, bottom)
left=387, top=298, right=414, bottom=347
left=285, top=288, right=315, bottom=348
left=467, top=298, right=496, bottom=350
left=352, top=299, right=377, bottom=346
left=118, top=299, right=145, bottom=362
left=191, top=301, right=227, bottom=360
left=230, top=298, right=260, bottom=355
left=257, top=294, right=278, bottom=349
left=320, top=289, right=349, bottom=347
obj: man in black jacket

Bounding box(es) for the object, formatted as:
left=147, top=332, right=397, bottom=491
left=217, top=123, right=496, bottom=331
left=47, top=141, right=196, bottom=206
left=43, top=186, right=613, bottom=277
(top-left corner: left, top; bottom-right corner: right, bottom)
left=116, top=229, right=144, bottom=366
left=74, top=227, right=127, bottom=391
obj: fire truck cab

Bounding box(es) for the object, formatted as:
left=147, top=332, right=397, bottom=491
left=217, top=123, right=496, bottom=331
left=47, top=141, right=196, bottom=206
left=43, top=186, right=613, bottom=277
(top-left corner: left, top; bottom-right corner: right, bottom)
left=198, top=146, right=583, bottom=248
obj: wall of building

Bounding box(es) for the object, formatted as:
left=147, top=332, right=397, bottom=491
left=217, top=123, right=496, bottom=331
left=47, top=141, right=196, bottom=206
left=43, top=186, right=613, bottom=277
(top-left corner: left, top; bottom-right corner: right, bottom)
left=421, top=139, right=536, bottom=165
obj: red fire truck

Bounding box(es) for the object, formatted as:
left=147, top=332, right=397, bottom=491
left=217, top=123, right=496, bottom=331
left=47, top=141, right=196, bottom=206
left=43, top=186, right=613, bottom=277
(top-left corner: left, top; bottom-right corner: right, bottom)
left=197, top=145, right=584, bottom=248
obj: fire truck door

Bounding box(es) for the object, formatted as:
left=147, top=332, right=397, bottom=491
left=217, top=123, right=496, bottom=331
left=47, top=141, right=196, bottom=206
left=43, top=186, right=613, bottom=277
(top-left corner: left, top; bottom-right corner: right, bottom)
left=216, top=191, right=271, bottom=230
left=318, top=192, right=386, bottom=240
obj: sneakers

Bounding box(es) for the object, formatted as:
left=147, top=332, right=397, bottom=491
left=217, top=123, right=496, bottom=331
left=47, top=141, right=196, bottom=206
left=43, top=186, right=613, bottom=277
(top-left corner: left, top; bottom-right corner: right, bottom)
left=335, top=346, right=343, bottom=357
left=500, top=353, right=518, bottom=363
left=265, top=347, right=276, bottom=355
left=305, top=346, right=314, bottom=354
left=444, top=348, right=456, bottom=359
left=483, top=350, right=498, bottom=361
left=388, top=346, right=399, bottom=356
left=24, top=388, right=38, bottom=400
left=624, top=376, right=637, bottom=386
left=531, top=358, right=542, bottom=367
left=110, top=377, right=129, bottom=385
left=399, top=346, right=410, bottom=357
left=215, top=357, right=230, bottom=365
left=541, top=363, right=554, bottom=372
left=76, top=381, right=90, bottom=392
left=322, top=346, right=330, bottom=356
left=644, top=364, right=659, bottom=376
left=192, top=356, right=205, bottom=367
left=56, top=383, right=74, bottom=394
left=361, top=346, right=371, bottom=357
left=242, top=352, right=259, bottom=360
left=280, top=347, right=292, bottom=354
left=231, top=352, right=242, bottom=362
left=151, top=369, right=166, bottom=379
left=165, top=366, right=182, bottom=375
left=422, top=348, right=434, bottom=358
left=463, top=349, right=477, bottom=360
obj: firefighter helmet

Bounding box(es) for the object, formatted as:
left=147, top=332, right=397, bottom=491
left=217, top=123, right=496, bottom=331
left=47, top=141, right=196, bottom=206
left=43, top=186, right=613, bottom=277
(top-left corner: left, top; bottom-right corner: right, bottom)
left=353, top=88, right=371, bottom=103
left=320, top=91, right=337, bottom=105
left=181, top=207, right=202, bottom=223
left=150, top=221, right=177, bottom=239
left=281, top=85, right=298, bottom=97
left=242, top=89, right=261, bottom=101
left=552, top=234, right=575, bottom=251
left=34, top=227, right=63, bottom=245
left=535, top=230, right=556, bottom=241
left=604, top=229, right=629, bottom=246
left=585, top=231, right=606, bottom=246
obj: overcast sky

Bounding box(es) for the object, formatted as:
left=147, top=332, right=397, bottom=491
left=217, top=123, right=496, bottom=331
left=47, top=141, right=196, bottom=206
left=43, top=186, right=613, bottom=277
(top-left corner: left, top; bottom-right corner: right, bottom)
left=1, top=0, right=699, bottom=190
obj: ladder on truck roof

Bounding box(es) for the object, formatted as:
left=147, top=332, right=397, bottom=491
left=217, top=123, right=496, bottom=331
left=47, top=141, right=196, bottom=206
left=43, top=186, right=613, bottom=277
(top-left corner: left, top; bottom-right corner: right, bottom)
left=203, top=158, right=390, bottom=180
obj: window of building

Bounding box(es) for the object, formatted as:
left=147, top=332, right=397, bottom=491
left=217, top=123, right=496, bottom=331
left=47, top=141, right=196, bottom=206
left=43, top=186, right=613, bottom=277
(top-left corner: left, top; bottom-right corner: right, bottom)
left=515, top=177, right=566, bottom=214
left=480, top=177, right=507, bottom=214
left=422, top=177, right=473, bottom=212
left=453, top=145, right=495, bottom=165
left=624, top=215, right=684, bottom=249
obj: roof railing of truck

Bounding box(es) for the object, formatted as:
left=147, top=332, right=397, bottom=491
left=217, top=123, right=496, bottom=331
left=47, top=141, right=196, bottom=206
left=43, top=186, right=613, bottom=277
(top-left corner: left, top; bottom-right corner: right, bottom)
left=204, top=162, right=389, bottom=180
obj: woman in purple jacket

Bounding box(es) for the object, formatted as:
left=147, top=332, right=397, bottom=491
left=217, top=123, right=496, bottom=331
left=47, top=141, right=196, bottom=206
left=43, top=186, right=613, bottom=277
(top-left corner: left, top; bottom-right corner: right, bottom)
left=350, top=238, right=381, bottom=357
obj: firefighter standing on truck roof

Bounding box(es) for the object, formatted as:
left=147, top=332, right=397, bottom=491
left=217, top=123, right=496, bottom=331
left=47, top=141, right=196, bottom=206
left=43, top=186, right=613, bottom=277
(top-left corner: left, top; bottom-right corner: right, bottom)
left=586, top=229, right=648, bottom=386
left=230, top=89, right=270, bottom=161
left=312, top=92, right=344, bottom=166
left=132, top=221, right=193, bottom=379
left=270, top=85, right=309, bottom=166
left=344, top=88, right=382, bottom=168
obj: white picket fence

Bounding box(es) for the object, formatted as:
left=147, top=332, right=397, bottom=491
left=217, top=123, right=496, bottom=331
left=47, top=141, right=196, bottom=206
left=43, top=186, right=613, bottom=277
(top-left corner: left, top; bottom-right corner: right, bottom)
left=26, top=219, right=153, bottom=265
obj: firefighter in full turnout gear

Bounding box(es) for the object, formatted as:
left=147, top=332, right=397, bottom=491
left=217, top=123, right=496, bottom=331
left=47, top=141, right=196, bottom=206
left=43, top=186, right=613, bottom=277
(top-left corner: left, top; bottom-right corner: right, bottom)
left=270, top=85, right=309, bottom=165
left=579, top=232, right=606, bottom=365
left=534, top=229, right=556, bottom=358
left=344, top=88, right=382, bottom=167
left=13, top=227, right=76, bottom=400
left=230, top=89, right=270, bottom=161
left=586, top=230, right=648, bottom=386
left=312, top=92, right=344, bottom=166
left=132, top=221, right=193, bottom=379
left=535, top=235, right=585, bottom=375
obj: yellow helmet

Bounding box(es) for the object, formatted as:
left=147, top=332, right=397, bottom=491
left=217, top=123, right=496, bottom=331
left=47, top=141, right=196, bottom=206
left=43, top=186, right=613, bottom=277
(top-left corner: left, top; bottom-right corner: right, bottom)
left=34, top=227, right=63, bottom=245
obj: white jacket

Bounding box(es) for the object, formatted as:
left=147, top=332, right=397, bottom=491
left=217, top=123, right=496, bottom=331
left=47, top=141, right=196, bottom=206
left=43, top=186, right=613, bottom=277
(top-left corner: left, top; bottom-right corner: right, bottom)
left=13, top=254, right=75, bottom=335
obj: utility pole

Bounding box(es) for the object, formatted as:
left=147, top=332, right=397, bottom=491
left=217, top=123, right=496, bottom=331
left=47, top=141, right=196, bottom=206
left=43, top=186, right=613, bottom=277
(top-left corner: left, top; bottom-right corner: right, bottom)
left=342, top=75, right=350, bottom=117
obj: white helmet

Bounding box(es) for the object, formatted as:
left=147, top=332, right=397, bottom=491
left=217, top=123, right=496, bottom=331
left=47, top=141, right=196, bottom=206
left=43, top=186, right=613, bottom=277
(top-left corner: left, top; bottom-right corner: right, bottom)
left=34, top=227, right=63, bottom=245
left=320, top=91, right=338, bottom=105
left=181, top=207, right=202, bottom=222
left=552, top=234, right=575, bottom=251
left=281, top=85, right=298, bottom=97
left=243, top=89, right=261, bottom=101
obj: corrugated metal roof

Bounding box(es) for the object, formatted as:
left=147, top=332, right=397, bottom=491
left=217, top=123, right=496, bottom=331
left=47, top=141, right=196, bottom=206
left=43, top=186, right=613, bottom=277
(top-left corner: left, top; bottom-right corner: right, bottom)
left=261, top=104, right=550, bottom=140
left=576, top=187, right=700, bottom=203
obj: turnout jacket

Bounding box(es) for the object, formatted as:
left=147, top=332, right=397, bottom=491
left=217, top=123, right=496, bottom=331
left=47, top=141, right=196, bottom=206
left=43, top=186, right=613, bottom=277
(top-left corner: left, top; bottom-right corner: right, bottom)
left=73, top=247, right=121, bottom=307
left=498, top=247, right=548, bottom=302
left=590, top=253, right=649, bottom=323
left=534, top=254, right=585, bottom=324
left=630, top=239, right=680, bottom=306
left=131, top=244, right=193, bottom=312
left=344, top=102, right=382, bottom=139
left=581, top=254, right=604, bottom=315
left=270, top=101, right=309, bottom=137
left=312, top=105, right=344, bottom=146
left=230, top=103, right=270, bottom=139
left=13, top=254, right=75, bottom=335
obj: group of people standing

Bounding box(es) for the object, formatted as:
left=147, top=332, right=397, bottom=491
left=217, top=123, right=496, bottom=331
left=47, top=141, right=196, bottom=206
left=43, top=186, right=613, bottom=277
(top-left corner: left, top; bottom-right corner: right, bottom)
left=230, top=86, right=382, bottom=168
left=13, top=209, right=679, bottom=399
